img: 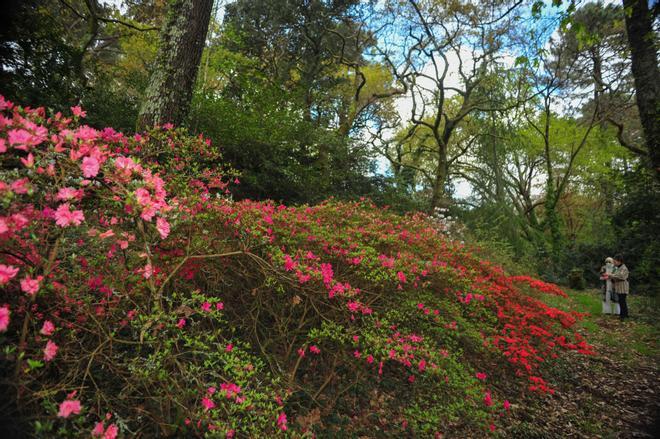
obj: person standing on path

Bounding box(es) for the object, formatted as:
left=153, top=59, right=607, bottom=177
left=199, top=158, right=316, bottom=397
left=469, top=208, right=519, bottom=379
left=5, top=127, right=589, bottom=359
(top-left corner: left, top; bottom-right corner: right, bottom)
left=600, top=257, right=620, bottom=315
left=607, top=254, right=630, bottom=320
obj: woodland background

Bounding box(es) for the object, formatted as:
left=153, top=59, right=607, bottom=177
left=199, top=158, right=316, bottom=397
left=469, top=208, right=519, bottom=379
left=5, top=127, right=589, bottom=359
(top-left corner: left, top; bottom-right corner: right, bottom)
left=1, top=0, right=658, bottom=294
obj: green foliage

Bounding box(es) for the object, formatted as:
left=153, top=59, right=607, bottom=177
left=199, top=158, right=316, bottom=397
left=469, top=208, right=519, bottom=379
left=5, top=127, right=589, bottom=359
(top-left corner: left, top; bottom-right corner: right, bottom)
left=189, top=11, right=387, bottom=204
left=568, top=268, right=586, bottom=290
left=127, top=291, right=283, bottom=437
left=0, top=0, right=85, bottom=109
left=610, top=168, right=660, bottom=295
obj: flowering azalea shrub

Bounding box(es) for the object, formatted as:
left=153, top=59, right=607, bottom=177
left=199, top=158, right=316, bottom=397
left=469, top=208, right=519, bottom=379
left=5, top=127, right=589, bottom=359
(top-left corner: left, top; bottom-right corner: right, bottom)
left=0, top=97, right=592, bottom=437
left=0, top=97, right=281, bottom=437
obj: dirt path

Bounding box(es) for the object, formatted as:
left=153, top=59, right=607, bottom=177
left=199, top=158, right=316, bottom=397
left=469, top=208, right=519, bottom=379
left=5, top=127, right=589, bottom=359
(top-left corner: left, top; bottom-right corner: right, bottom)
left=504, top=294, right=660, bottom=438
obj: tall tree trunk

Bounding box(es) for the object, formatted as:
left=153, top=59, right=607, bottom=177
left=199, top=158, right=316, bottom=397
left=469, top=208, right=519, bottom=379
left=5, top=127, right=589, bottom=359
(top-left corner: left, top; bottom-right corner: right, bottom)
left=137, top=0, right=213, bottom=130
left=429, top=146, right=448, bottom=212
left=622, top=0, right=659, bottom=174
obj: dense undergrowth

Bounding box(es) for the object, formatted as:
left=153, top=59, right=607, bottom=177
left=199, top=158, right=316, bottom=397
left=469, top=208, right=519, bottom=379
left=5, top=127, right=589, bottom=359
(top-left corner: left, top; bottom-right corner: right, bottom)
left=0, top=97, right=594, bottom=437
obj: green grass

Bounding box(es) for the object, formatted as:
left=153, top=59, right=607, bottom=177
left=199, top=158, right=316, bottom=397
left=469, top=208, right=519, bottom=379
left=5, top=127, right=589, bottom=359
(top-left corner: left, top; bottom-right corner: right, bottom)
left=543, top=289, right=660, bottom=359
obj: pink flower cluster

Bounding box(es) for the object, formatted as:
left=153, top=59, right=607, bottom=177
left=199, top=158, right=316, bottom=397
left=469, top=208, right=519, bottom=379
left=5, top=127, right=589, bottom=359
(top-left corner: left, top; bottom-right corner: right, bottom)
left=58, top=398, right=81, bottom=418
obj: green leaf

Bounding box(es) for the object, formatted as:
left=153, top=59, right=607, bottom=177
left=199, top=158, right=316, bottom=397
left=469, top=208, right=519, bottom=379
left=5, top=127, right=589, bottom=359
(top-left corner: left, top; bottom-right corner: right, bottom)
left=27, top=359, right=44, bottom=370
left=514, top=56, right=529, bottom=66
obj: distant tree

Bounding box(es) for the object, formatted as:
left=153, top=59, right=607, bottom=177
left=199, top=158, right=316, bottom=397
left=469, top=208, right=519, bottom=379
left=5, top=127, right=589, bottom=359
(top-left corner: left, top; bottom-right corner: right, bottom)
left=372, top=0, right=530, bottom=211
left=621, top=0, right=659, bottom=175
left=137, top=0, right=213, bottom=130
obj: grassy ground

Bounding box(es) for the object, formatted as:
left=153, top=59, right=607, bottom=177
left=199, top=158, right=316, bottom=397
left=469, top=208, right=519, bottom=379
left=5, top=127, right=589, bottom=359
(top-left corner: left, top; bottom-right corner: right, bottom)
left=503, top=289, right=660, bottom=438
left=545, top=290, right=660, bottom=360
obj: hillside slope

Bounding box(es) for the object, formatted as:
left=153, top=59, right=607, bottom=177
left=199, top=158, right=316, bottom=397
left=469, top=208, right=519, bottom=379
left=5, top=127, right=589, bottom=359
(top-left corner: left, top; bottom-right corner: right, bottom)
left=0, top=98, right=596, bottom=437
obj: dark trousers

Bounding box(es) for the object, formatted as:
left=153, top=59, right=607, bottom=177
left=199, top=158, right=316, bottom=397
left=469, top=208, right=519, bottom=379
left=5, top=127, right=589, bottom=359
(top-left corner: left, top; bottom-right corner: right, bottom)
left=618, top=294, right=628, bottom=319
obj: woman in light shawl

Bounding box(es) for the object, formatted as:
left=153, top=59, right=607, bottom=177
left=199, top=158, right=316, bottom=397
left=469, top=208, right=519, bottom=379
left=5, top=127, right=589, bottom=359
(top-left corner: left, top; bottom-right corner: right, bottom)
left=607, top=254, right=630, bottom=321
left=599, top=257, right=619, bottom=315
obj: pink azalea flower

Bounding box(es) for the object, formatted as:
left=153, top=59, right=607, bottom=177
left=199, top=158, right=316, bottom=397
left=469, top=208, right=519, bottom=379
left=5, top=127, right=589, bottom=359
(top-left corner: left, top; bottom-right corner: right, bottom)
left=71, top=106, right=87, bottom=118
left=8, top=129, right=34, bottom=150
left=40, top=320, right=55, bottom=336
left=320, top=263, right=333, bottom=285
left=277, top=412, right=287, bottom=431
left=176, top=318, right=186, bottom=329
left=503, top=400, right=511, bottom=411
left=309, top=345, right=321, bottom=354
left=56, top=187, right=81, bottom=201
left=484, top=391, right=493, bottom=407
left=283, top=254, right=296, bottom=271
left=135, top=187, right=151, bottom=206
left=418, top=359, right=426, bottom=372
left=20, top=152, right=34, bottom=168
left=75, top=126, right=98, bottom=142
left=156, top=217, right=170, bottom=239
left=11, top=213, right=28, bottom=229
left=103, top=424, right=118, bottom=439
left=92, top=422, right=105, bottom=437
left=114, top=156, right=139, bottom=175
left=20, top=275, right=43, bottom=296
left=296, top=271, right=311, bottom=283
left=11, top=177, right=30, bottom=194
left=220, top=382, right=241, bottom=398
left=57, top=399, right=81, bottom=418
left=0, top=217, right=7, bottom=234
left=81, top=156, right=100, bottom=178
left=44, top=340, right=59, bottom=361
left=379, top=254, right=395, bottom=268
left=476, top=372, right=487, bottom=381
left=397, top=271, right=407, bottom=283
left=99, top=229, right=115, bottom=239
left=201, top=397, right=215, bottom=411
left=142, top=263, right=153, bottom=279
left=140, top=205, right=157, bottom=222
left=216, top=302, right=224, bottom=310
left=305, top=251, right=318, bottom=260
left=201, top=301, right=212, bottom=312
left=0, top=264, right=19, bottom=285
left=225, top=343, right=233, bottom=352
left=0, top=306, right=9, bottom=332
left=54, top=203, right=85, bottom=227
left=297, top=348, right=305, bottom=357
left=0, top=95, right=14, bottom=110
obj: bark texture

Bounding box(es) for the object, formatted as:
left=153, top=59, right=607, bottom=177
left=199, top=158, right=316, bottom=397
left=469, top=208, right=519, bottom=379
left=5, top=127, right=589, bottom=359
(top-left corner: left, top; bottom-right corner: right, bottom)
left=622, top=0, right=659, bottom=174
left=137, top=0, right=213, bottom=130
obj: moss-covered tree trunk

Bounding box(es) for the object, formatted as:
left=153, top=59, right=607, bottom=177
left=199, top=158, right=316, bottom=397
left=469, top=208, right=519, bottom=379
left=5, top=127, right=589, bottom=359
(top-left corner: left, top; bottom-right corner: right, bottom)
left=622, top=0, right=659, bottom=175
left=137, top=0, right=213, bottom=130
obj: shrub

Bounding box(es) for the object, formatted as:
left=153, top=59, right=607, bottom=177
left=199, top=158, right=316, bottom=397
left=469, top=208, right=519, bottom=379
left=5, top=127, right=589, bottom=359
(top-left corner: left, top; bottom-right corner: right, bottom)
left=568, top=268, right=586, bottom=290
left=0, top=97, right=592, bottom=437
